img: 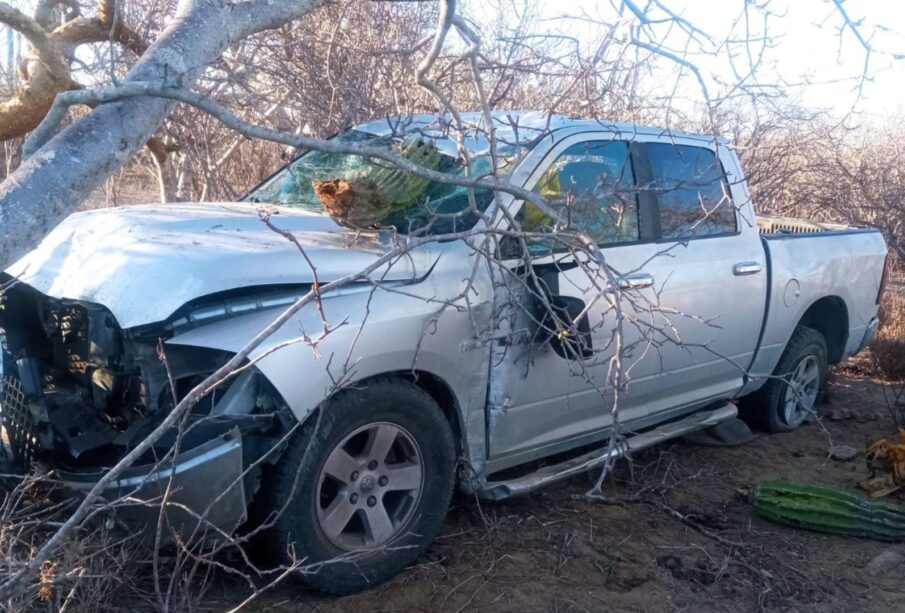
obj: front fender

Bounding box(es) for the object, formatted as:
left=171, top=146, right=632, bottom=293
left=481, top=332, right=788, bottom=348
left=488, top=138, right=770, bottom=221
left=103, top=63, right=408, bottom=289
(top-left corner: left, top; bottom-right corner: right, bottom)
left=165, top=271, right=494, bottom=469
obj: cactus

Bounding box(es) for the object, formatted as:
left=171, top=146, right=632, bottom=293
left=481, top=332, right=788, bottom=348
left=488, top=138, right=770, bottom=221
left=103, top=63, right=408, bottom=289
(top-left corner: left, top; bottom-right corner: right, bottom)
left=749, top=480, right=905, bottom=541
left=312, top=138, right=441, bottom=227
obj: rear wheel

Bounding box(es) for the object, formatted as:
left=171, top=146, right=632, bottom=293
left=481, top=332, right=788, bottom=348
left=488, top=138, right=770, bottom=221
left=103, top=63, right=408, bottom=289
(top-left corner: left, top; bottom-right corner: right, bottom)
left=258, top=377, right=456, bottom=594
left=740, top=325, right=828, bottom=433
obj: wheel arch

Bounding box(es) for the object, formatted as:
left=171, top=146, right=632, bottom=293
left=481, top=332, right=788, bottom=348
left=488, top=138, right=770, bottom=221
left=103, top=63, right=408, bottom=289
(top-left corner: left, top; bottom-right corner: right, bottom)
left=399, top=370, right=465, bottom=456
left=284, top=370, right=468, bottom=458
left=164, top=303, right=486, bottom=467
left=796, top=295, right=848, bottom=364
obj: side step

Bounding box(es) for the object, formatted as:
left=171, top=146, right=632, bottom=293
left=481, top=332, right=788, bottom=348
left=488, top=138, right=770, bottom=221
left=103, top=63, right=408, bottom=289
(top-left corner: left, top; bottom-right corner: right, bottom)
left=477, top=403, right=738, bottom=501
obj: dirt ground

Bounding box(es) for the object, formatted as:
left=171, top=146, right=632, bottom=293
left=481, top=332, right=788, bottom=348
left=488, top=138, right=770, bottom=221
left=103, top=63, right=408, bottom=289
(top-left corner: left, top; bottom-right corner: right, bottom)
left=205, top=359, right=905, bottom=612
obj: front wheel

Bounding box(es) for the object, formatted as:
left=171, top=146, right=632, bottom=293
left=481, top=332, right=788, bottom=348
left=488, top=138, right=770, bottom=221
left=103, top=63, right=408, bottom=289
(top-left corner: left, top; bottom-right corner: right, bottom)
left=257, top=377, right=456, bottom=594
left=740, top=325, right=828, bottom=433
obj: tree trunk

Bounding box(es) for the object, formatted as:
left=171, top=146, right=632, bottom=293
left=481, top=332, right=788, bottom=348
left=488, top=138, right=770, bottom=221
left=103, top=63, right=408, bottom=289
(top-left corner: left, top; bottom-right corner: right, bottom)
left=151, top=152, right=179, bottom=203
left=0, top=0, right=324, bottom=267
left=176, top=154, right=194, bottom=201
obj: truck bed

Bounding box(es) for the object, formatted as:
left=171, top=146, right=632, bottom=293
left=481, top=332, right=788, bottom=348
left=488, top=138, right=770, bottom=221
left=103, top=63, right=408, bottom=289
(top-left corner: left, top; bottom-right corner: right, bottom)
left=741, top=219, right=887, bottom=397
left=757, top=214, right=854, bottom=235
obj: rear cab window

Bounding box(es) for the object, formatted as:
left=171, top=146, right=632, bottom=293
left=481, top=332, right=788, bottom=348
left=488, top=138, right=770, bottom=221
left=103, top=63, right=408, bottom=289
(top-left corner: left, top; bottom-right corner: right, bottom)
left=644, top=143, right=737, bottom=240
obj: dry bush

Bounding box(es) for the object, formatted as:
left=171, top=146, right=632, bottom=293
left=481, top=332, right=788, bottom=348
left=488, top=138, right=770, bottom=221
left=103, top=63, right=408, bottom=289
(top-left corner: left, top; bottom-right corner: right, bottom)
left=0, top=466, right=288, bottom=610
left=4, top=0, right=658, bottom=204
left=871, top=292, right=905, bottom=425
left=874, top=294, right=905, bottom=379
left=734, top=105, right=905, bottom=263
left=0, top=473, right=152, bottom=612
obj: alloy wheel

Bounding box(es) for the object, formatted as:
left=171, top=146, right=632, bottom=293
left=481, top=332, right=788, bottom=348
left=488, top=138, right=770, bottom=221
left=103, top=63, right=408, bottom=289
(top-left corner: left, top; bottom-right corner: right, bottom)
left=315, top=422, right=424, bottom=550
left=781, top=355, right=821, bottom=428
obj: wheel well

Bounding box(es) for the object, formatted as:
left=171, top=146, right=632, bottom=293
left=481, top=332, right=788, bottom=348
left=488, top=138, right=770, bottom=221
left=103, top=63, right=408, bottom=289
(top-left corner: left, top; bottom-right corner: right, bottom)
left=798, top=296, right=848, bottom=364
left=400, top=371, right=465, bottom=455
left=293, top=371, right=465, bottom=455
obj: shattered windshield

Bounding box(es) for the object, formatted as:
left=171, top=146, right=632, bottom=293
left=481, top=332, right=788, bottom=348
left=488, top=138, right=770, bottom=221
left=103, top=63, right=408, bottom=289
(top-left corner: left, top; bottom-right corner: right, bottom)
left=246, top=129, right=518, bottom=235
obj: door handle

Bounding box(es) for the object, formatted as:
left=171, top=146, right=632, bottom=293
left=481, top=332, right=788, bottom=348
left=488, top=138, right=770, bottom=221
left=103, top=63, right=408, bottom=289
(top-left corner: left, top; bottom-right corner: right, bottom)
left=617, top=273, right=655, bottom=290
left=733, top=262, right=762, bottom=276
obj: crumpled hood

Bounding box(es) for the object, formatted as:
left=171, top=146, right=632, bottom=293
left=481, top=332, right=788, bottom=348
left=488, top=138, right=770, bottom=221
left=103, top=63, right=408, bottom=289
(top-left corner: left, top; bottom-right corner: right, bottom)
left=5, top=203, right=434, bottom=329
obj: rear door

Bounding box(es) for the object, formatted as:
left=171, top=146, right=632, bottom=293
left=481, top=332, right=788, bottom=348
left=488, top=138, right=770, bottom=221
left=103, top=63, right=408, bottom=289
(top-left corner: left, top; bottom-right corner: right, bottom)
left=619, top=139, right=767, bottom=416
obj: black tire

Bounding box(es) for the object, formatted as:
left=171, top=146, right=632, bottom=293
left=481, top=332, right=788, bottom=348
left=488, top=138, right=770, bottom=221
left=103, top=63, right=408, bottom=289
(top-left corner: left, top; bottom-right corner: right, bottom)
left=739, top=325, right=828, bottom=433
left=257, top=377, right=456, bottom=595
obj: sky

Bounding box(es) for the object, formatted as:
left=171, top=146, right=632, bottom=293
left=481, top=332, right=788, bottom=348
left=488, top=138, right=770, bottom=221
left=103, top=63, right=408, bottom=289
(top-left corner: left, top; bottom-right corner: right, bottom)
left=4, top=0, right=903, bottom=120
left=2, top=0, right=31, bottom=76
left=542, top=0, right=905, bottom=119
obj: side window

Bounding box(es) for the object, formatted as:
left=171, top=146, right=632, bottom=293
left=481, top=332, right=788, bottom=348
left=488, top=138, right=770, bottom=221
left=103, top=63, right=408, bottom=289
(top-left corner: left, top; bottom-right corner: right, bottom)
left=522, top=140, right=639, bottom=250
left=645, top=143, right=736, bottom=239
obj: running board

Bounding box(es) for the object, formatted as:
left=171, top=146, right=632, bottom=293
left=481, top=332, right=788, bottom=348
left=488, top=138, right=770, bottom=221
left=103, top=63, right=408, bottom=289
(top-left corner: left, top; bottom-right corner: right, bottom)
left=477, top=403, right=738, bottom=501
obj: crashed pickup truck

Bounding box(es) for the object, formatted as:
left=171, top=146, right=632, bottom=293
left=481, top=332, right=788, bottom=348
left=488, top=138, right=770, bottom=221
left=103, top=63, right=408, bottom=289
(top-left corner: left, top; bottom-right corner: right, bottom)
left=0, top=112, right=889, bottom=594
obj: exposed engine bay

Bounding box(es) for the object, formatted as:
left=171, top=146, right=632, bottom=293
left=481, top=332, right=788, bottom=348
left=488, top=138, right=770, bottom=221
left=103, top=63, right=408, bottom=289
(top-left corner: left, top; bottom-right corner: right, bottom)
left=0, top=278, right=293, bottom=481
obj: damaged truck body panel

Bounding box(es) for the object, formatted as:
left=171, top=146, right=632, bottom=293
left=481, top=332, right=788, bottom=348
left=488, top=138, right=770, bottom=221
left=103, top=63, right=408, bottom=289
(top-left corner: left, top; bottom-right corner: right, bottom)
left=0, top=276, right=293, bottom=532
left=163, top=238, right=496, bottom=466
left=0, top=205, right=495, bottom=535
left=0, top=113, right=890, bottom=583
left=5, top=203, right=435, bottom=329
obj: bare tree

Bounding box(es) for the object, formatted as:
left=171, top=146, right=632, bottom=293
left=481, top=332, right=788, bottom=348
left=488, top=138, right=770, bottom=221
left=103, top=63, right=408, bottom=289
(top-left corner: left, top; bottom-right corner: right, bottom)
left=0, top=0, right=335, bottom=267
left=0, top=0, right=146, bottom=141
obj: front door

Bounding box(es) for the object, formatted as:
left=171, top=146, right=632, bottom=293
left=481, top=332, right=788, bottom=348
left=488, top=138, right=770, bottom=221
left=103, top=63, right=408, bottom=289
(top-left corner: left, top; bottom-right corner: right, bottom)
left=486, top=134, right=655, bottom=462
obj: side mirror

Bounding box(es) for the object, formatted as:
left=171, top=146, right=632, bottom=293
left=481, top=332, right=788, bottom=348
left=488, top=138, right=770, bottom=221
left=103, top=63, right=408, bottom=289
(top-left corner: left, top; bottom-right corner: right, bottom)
left=498, top=235, right=522, bottom=259
left=540, top=295, right=593, bottom=360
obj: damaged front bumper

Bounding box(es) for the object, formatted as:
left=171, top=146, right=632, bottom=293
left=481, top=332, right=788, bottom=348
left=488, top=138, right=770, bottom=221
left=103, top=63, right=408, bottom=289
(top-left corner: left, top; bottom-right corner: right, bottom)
left=0, top=283, right=295, bottom=539
left=57, top=427, right=248, bottom=536
left=1, top=366, right=252, bottom=538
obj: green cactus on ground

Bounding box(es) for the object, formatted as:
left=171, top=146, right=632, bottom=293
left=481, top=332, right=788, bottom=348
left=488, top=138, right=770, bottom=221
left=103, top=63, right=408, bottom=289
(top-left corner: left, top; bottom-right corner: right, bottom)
left=749, top=480, right=905, bottom=541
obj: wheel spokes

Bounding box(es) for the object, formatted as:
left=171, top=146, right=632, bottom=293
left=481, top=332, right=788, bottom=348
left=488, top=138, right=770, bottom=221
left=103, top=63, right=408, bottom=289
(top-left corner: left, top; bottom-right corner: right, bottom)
left=362, top=501, right=395, bottom=545
left=365, top=424, right=398, bottom=465
left=783, top=356, right=821, bottom=425
left=320, top=493, right=358, bottom=539
left=384, top=462, right=422, bottom=492
left=322, top=448, right=359, bottom=484
left=800, top=360, right=818, bottom=385
left=783, top=396, right=799, bottom=424
left=316, top=421, right=424, bottom=551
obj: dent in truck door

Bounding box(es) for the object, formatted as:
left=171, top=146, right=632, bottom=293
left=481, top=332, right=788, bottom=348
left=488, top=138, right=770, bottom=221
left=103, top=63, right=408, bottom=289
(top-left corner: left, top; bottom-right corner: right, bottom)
left=486, top=135, right=657, bottom=461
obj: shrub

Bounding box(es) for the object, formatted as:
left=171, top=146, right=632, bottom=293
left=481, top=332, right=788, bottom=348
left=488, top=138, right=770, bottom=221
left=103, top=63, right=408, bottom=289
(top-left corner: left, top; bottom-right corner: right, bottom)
left=872, top=292, right=905, bottom=426
left=873, top=294, right=905, bottom=379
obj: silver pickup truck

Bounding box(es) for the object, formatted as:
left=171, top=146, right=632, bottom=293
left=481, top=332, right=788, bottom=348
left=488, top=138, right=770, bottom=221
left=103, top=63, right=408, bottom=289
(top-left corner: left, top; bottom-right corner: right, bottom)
left=0, top=112, right=889, bottom=593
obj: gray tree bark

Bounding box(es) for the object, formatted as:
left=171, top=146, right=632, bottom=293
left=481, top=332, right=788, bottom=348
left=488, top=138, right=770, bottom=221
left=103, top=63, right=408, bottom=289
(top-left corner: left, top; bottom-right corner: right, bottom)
left=0, top=0, right=325, bottom=267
